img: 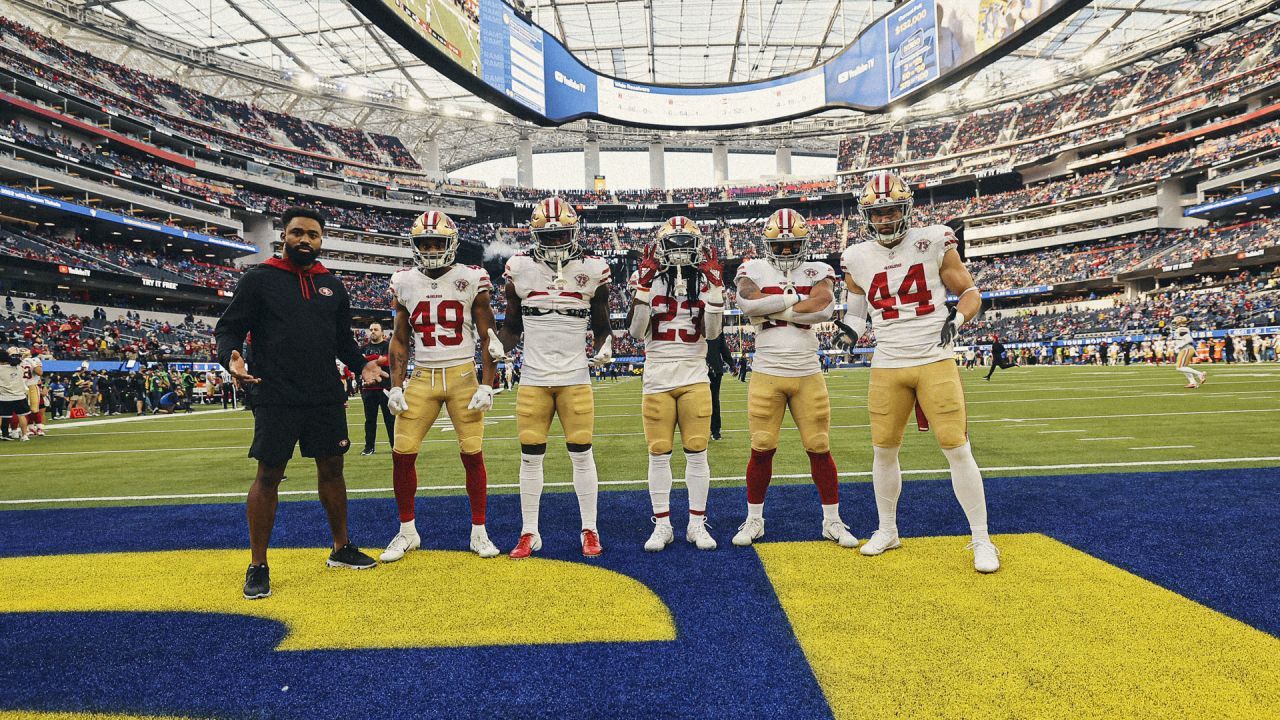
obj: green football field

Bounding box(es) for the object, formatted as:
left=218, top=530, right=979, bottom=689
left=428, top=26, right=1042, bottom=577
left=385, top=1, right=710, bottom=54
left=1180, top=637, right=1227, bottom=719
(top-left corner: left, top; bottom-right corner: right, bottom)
left=1, top=363, right=1277, bottom=511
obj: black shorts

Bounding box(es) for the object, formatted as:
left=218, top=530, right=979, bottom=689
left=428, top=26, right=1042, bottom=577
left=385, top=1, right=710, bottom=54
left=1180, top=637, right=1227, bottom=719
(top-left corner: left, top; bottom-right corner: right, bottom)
left=249, top=403, right=351, bottom=466
left=0, top=398, right=28, bottom=416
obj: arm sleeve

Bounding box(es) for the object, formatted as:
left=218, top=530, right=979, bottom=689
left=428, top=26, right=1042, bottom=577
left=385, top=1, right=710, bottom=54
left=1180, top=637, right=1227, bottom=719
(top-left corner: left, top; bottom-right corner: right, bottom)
left=703, top=309, right=723, bottom=341
left=845, top=292, right=869, bottom=337
left=736, top=292, right=798, bottom=318
left=787, top=302, right=836, bottom=325
left=214, top=271, right=257, bottom=370
left=628, top=303, right=652, bottom=338
left=334, top=287, right=368, bottom=372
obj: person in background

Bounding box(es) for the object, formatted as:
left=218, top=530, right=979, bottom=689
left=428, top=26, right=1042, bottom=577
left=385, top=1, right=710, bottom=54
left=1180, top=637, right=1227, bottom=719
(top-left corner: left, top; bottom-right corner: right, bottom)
left=359, top=322, right=394, bottom=456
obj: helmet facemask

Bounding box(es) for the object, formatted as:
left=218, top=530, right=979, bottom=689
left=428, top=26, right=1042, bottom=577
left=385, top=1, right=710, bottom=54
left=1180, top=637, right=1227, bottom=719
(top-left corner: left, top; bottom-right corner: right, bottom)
left=861, top=198, right=913, bottom=248
left=656, top=232, right=703, bottom=268
left=763, top=236, right=809, bottom=274
left=532, top=225, right=580, bottom=266
left=412, top=233, right=457, bottom=271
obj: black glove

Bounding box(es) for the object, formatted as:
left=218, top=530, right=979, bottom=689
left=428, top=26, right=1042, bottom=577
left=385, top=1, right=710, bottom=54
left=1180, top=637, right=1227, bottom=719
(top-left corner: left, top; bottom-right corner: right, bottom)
left=938, top=306, right=963, bottom=347
left=833, top=320, right=863, bottom=351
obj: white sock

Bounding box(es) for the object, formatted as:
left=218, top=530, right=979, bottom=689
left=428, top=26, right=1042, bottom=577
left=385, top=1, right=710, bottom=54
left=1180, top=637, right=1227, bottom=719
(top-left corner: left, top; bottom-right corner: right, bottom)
left=400, top=520, right=417, bottom=535
left=1180, top=367, right=1197, bottom=383
left=519, top=452, right=545, bottom=535
left=569, top=448, right=599, bottom=531
left=872, top=445, right=903, bottom=534
left=941, top=442, right=989, bottom=542
left=683, top=449, right=711, bottom=516
left=648, top=453, right=673, bottom=517
left=821, top=503, right=841, bottom=523
left=747, top=502, right=765, bottom=520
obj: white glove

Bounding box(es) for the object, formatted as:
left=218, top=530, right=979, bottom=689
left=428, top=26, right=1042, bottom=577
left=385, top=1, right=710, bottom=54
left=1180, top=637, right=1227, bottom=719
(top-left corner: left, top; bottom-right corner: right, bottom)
left=486, top=328, right=506, bottom=360
left=385, top=386, right=408, bottom=416
left=467, top=384, right=494, bottom=411
left=590, top=344, right=613, bottom=368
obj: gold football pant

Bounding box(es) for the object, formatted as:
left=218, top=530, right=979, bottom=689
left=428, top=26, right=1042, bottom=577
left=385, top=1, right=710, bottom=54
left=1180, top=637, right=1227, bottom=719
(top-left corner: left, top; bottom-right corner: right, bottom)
left=868, top=359, right=968, bottom=449
left=27, top=386, right=39, bottom=414
left=515, top=383, right=594, bottom=447
left=393, top=363, right=485, bottom=455
left=642, top=383, right=712, bottom=455
left=747, top=371, right=831, bottom=453
left=1175, top=347, right=1195, bottom=369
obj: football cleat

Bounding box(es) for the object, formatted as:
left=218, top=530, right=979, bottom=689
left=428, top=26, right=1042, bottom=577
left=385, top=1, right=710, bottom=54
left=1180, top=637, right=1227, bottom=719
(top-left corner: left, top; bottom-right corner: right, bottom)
left=686, top=520, right=717, bottom=551
left=510, top=533, right=542, bottom=560
left=379, top=530, right=421, bottom=563
left=732, top=517, right=765, bottom=547
left=469, top=526, right=500, bottom=558
left=581, top=529, right=603, bottom=557
left=859, top=529, right=902, bottom=556
left=1197, top=372, right=1207, bottom=385
left=967, top=539, right=1001, bottom=573
left=1184, top=383, right=1198, bottom=389
left=644, top=520, right=674, bottom=552
left=822, top=520, right=859, bottom=549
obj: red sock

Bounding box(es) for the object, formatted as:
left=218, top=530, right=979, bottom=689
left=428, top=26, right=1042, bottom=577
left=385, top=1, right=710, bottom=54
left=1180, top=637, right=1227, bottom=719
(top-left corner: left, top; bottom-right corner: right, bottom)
left=746, top=448, right=776, bottom=504
left=35, top=411, right=43, bottom=425
left=808, top=451, right=839, bottom=505
left=392, top=451, right=418, bottom=523
left=460, top=451, right=487, bottom=525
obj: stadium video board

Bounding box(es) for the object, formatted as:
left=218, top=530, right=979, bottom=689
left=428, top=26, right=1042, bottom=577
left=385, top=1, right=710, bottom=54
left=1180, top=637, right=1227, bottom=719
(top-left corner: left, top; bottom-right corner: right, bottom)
left=355, top=0, right=1087, bottom=129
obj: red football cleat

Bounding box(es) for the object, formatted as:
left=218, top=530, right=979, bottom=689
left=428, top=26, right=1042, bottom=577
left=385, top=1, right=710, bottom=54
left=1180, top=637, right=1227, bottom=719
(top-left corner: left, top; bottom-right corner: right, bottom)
left=1184, top=383, right=1198, bottom=389
left=509, top=533, right=541, bottom=559
left=581, top=529, right=603, bottom=557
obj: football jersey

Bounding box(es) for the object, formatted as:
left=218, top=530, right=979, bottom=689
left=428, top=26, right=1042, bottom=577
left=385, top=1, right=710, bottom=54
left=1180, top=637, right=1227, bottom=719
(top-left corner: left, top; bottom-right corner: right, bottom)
left=505, top=253, right=610, bottom=386
left=390, top=264, right=492, bottom=369
left=735, top=259, right=837, bottom=378
left=20, top=357, right=40, bottom=387
left=842, top=225, right=959, bottom=369
left=1172, top=326, right=1195, bottom=351
left=628, top=269, right=714, bottom=394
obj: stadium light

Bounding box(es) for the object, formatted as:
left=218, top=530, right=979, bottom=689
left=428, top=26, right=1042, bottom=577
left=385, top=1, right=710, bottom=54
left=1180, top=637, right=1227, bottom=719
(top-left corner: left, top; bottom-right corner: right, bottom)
left=406, top=96, right=427, bottom=112
left=480, top=110, right=497, bottom=123
left=343, top=81, right=365, bottom=99
left=1083, top=48, right=1107, bottom=68
left=296, top=72, right=317, bottom=90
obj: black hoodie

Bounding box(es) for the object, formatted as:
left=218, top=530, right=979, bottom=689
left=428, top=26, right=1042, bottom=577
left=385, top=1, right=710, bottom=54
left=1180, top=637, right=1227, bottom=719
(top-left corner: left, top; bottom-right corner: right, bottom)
left=214, top=257, right=366, bottom=407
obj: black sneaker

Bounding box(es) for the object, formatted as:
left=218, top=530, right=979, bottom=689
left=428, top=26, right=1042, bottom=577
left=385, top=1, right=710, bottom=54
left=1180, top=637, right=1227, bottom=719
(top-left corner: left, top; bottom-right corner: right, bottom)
left=327, top=543, right=377, bottom=569
left=360, top=447, right=375, bottom=456
left=243, top=563, right=271, bottom=600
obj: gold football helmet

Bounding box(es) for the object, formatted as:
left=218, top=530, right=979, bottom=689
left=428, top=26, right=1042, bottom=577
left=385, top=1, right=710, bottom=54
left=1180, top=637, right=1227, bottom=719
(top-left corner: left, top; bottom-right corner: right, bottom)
left=654, top=215, right=705, bottom=267
left=1172, top=315, right=1190, bottom=327
left=529, top=196, right=581, bottom=264
left=409, top=210, right=459, bottom=270
left=859, top=171, right=914, bottom=247
left=761, top=208, right=810, bottom=273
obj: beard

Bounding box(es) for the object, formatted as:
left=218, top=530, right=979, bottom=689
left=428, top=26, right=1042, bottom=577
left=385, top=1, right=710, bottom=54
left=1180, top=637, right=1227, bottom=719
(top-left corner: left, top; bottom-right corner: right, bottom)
left=286, top=244, right=318, bottom=265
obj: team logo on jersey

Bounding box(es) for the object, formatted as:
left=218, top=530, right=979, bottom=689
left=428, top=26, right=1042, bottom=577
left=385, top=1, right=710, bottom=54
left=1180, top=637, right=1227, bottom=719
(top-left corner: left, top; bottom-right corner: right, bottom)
left=804, top=268, right=819, bottom=279
left=455, top=279, right=470, bottom=292
left=318, top=287, right=334, bottom=297
left=914, top=238, right=931, bottom=253
left=575, top=273, right=590, bottom=287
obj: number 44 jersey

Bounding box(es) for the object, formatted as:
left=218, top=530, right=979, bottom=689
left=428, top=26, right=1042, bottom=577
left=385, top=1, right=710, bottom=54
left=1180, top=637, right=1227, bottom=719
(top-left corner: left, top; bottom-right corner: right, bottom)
left=390, top=265, right=491, bottom=368
left=841, top=225, right=958, bottom=369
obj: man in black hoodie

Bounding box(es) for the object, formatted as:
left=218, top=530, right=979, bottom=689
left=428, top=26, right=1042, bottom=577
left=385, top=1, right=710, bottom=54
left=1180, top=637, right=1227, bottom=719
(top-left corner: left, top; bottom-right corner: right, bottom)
left=215, top=206, right=388, bottom=600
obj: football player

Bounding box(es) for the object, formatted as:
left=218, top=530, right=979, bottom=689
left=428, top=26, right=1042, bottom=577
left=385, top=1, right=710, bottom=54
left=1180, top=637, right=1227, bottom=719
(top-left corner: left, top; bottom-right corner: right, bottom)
left=731, top=208, right=859, bottom=550
left=1171, top=316, right=1206, bottom=388
left=498, top=197, right=613, bottom=558
left=627, top=216, right=725, bottom=552
left=841, top=171, right=998, bottom=573
left=381, top=210, right=501, bottom=562
left=19, top=348, right=43, bottom=436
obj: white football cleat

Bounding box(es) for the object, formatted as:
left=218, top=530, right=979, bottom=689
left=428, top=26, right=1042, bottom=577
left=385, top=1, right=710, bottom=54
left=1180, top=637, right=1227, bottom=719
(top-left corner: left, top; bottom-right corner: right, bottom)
left=732, top=517, right=765, bottom=547
left=644, top=520, right=674, bottom=552
left=470, top=526, right=499, bottom=558
left=822, top=520, right=859, bottom=548
left=967, top=539, right=1001, bottom=573
left=686, top=520, right=717, bottom=551
left=379, top=530, right=421, bottom=563
left=859, top=529, right=901, bottom=556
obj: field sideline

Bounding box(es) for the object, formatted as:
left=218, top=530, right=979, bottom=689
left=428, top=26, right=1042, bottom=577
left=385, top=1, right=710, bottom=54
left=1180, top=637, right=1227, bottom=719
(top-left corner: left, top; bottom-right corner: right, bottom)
left=1, top=363, right=1277, bottom=510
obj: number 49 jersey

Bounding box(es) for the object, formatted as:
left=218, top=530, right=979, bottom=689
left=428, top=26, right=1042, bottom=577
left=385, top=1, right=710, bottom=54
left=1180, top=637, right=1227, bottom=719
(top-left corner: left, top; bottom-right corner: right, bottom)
left=390, top=265, right=491, bottom=369
left=841, top=225, right=958, bottom=369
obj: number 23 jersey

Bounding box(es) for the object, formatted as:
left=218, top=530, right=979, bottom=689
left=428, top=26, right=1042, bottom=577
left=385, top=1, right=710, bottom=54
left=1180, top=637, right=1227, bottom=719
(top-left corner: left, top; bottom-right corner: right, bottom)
left=841, top=225, right=957, bottom=369
left=390, top=265, right=491, bottom=369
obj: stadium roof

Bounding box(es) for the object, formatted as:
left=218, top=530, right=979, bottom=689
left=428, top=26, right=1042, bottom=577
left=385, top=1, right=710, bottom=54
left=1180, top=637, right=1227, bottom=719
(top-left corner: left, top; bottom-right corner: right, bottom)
left=8, top=0, right=1279, bottom=172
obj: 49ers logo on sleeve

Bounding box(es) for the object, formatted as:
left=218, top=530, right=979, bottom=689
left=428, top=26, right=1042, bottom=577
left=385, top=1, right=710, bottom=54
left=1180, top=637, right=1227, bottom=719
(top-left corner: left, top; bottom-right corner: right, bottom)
left=454, top=278, right=470, bottom=293
left=914, top=238, right=931, bottom=253
left=318, top=287, right=334, bottom=297
left=575, top=273, right=590, bottom=287
left=804, top=267, right=819, bottom=279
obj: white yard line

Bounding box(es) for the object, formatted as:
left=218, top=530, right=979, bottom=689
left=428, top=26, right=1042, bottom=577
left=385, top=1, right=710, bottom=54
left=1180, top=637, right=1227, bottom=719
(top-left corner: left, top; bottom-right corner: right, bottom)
left=5, top=455, right=1279, bottom=505
left=1130, top=445, right=1195, bottom=450
left=1038, top=429, right=1087, bottom=433
left=1079, top=437, right=1135, bottom=441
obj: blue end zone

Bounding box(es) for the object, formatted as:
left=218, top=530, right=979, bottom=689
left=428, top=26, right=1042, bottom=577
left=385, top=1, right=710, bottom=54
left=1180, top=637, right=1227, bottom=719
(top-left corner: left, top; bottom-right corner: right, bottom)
left=0, top=467, right=1276, bottom=719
